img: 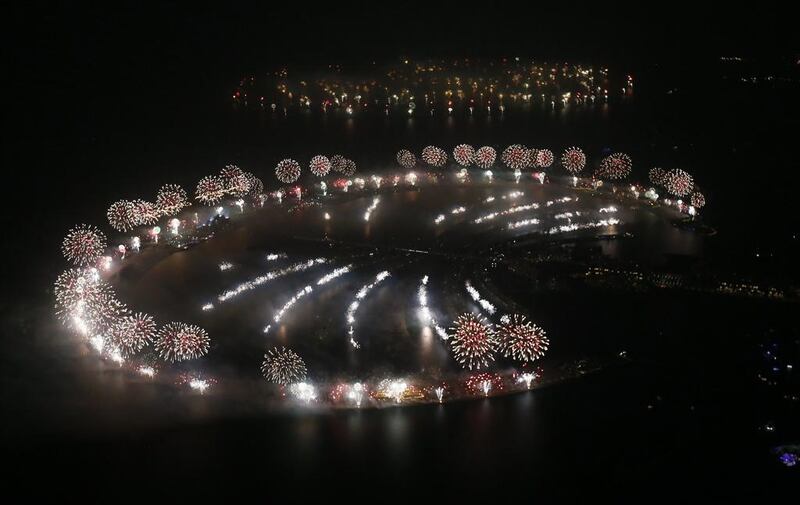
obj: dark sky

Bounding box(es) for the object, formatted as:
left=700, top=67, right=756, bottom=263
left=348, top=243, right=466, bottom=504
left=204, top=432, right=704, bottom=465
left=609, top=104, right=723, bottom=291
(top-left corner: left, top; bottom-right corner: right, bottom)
left=14, top=3, right=797, bottom=93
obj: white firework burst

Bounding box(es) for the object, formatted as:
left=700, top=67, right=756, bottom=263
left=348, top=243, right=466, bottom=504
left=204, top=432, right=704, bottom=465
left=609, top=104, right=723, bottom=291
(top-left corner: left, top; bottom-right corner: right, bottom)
left=449, top=313, right=497, bottom=370
left=453, top=144, right=476, bottom=167
left=261, top=347, right=308, bottom=385
left=421, top=146, right=448, bottom=167
left=155, top=322, right=210, bottom=362
left=502, top=144, right=530, bottom=170
left=474, top=146, right=497, bottom=169
left=561, top=147, right=586, bottom=174
left=195, top=175, right=226, bottom=205
left=496, top=314, right=549, bottom=363
left=62, top=224, right=107, bottom=266
left=156, top=184, right=189, bottom=215
left=396, top=149, right=417, bottom=169
left=309, top=155, right=332, bottom=177
left=109, top=312, right=157, bottom=356
left=107, top=200, right=136, bottom=232
left=275, top=159, right=302, bottom=184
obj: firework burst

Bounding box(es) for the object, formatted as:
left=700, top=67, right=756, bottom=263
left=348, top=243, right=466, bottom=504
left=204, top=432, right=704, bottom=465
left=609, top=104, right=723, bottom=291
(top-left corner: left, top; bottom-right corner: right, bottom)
left=339, top=158, right=357, bottom=176
left=535, top=149, right=554, bottom=168
left=598, top=152, right=632, bottom=180
left=474, top=146, right=497, bottom=169
left=663, top=168, right=694, bottom=197
left=502, top=144, right=530, bottom=170
left=526, top=148, right=539, bottom=168
left=62, top=224, right=107, bottom=266
left=330, top=155, right=347, bottom=173
left=453, top=144, right=476, bottom=167
left=648, top=167, right=666, bottom=187
left=54, top=269, right=126, bottom=334
left=465, top=372, right=504, bottom=396
left=396, top=149, right=417, bottom=169
left=261, top=347, right=308, bottom=385
left=195, top=175, right=226, bottom=205
left=54, top=268, right=109, bottom=313
left=309, top=155, right=331, bottom=177
left=561, top=147, right=586, bottom=174
left=220, top=165, right=251, bottom=196
left=496, top=314, right=549, bottom=363
left=275, top=159, right=301, bottom=184
left=155, top=322, right=210, bottom=362
left=421, top=146, right=448, bottom=167
left=156, top=184, right=189, bottom=215
left=109, top=312, right=156, bottom=356
left=130, top=199, right=160, bottom=226
left=243, top=172, right=264, bottom=196
left=449, top=313, right=497, bottom=370
left=107, top=200, right=136, bottom=232
left=690, top=191, right=706, bottom=208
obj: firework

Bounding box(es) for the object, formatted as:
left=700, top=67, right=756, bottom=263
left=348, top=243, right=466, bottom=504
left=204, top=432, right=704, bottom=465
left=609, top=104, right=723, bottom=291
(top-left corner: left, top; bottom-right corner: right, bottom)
left=396, top=149, right=417, bottom=169
left=309, top=155, right=332, bottom=177
left=496, top=314, right=549, bottom=363
left=261, top=347, right=308, bottom=385
left=72, top=292, right=126, bottom=335
left=154, top=322, right=210, bottom=362
left=54, top=268, right=125, bottom=333
left=465, top=281, right=496, bottom=315
left=648, top=167, right=666, bottom=187
left=561, top=147, right=586, bottom=174
left=598, top=152, right=632, bottom=180
left=465, top=372, right=504, bottom=395
left=107, top=200, right=136, bottom=232
left=663, top=168, right=694, bottom=197
left=449, top=313, right=496, bottom=370
left=516, top=372, right=538, bottom=389
left=243, top=172, right=264, bottom=196
left=526, top=148, right=539, bottom=168
left=346, top=270, right=390, bottom=348
left=289, top=382, right=317, bottom=402
left=339, top=158, right=357, bottom=176
left=275, top=159, right=301, bottom=184
left=62, top=224, right=107, bottom=266
left=502, top=144, right=530, bottom=170
left=330, top=154, right=347, bottom=173
left=130, top=199, right=160, bottom=226
left=54, top=268, right=109, bottom=315
left=195, top=175, right=226, bottom=205
left=375, top=379, right=409, bottom=403
left=109, top=312, right=156, bottom=356
left=453, top=144, right=476, bottom=167
left=474, top=146, right=497, bottom=169
left=421, top=146, right=448, bottom=167
left=156, top=184, right=189, bottom=215
left=220, top=165, right=251, bottom=196
left=535, top=149, right=554, bottom=168
left=690, top=191, right=706, bottom=208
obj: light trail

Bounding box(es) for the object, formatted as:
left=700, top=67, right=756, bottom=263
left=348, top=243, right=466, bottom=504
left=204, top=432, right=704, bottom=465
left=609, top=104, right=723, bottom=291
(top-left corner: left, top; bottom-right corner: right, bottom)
left=212, top=258, right=327, bottom=306
left=346, top=270, right=390, bottom=348
left=465, top=281, right=497, bottom=315
left=264, top=264, right=353, bottom=334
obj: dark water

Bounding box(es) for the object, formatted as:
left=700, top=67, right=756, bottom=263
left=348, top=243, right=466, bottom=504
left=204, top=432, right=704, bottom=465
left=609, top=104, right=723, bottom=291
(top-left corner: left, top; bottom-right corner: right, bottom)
left=4, top=66, right=799, bottom=500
